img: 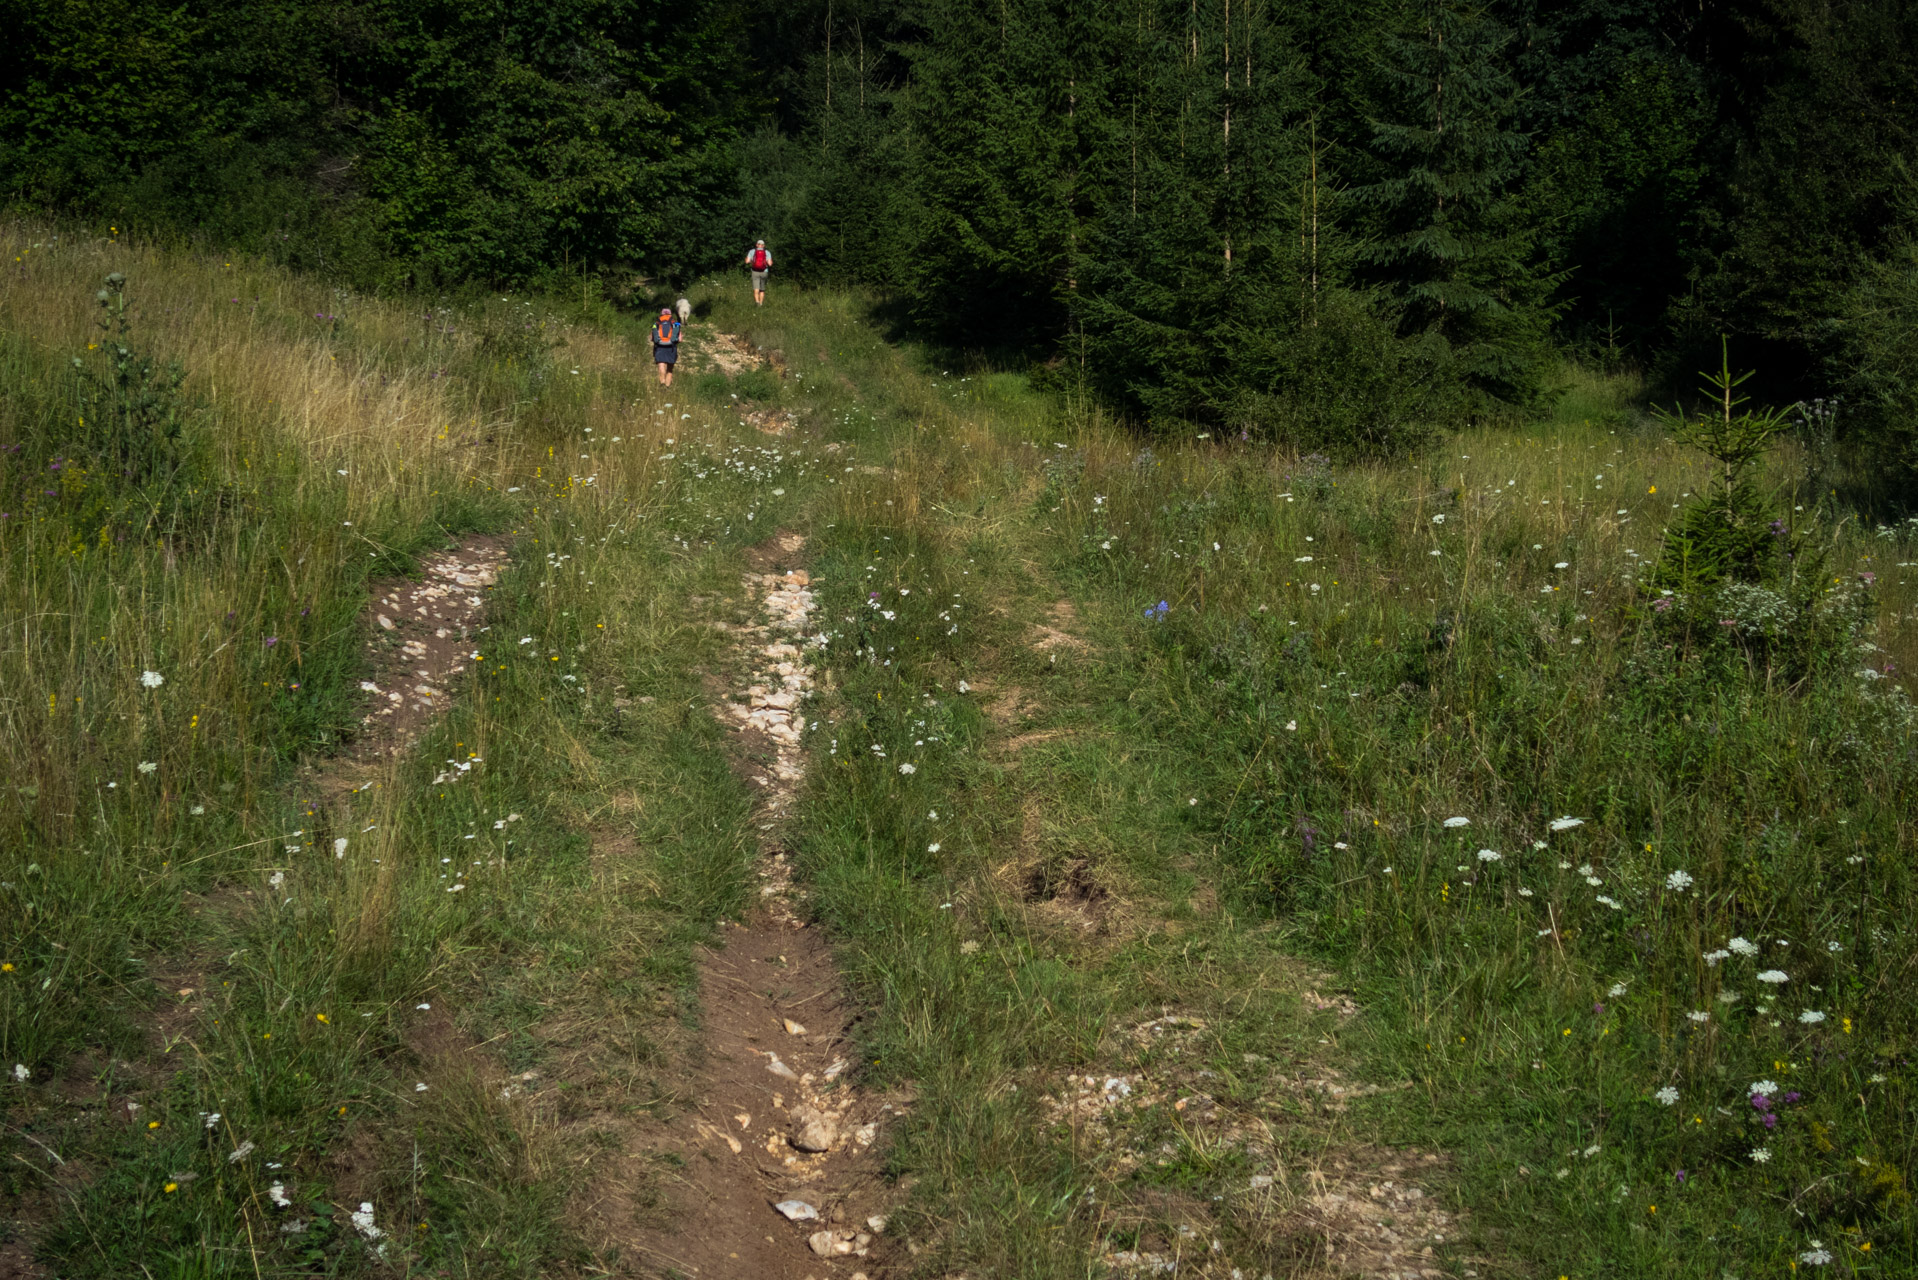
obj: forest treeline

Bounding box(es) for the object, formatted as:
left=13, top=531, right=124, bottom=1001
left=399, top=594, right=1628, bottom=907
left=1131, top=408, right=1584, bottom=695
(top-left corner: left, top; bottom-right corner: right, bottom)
left=3, top=0, right=1916, bottom=475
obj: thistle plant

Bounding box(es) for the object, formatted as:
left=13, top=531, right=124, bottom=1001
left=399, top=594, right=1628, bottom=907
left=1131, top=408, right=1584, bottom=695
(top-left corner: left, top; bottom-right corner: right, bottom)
left=70, top=272, right=193, bottom=492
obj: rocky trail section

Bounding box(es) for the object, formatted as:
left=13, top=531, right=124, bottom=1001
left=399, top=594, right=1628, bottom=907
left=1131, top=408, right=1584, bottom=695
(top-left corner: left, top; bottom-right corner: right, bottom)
left=1055, top=1013, right=1466, bottom=1280
left=356, top=537, right=508, bottom=754
left=291, top=534, right=507, bottom=815
left=626, top=533, right=903, bottom=1280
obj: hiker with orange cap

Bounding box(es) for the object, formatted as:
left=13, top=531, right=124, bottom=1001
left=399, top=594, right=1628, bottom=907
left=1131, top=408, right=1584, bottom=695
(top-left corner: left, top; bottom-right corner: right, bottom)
left=651, top=307, right=682, bottom=386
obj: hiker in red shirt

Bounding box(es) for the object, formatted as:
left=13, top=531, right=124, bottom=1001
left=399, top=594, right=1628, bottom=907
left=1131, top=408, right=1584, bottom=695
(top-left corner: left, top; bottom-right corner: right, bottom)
left=651, top=308, right=682, bottom=387
left=745, top=240, right=773, bottom=306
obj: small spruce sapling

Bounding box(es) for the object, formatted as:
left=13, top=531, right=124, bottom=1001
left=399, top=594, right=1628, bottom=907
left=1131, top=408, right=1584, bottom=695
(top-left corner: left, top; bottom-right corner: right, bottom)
left=1652, top=338, right=1796, bottom=592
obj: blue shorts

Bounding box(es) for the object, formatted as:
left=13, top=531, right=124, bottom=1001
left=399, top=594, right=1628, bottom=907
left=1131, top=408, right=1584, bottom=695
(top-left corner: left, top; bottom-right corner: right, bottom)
left=653, top=344, right=678, bottom=365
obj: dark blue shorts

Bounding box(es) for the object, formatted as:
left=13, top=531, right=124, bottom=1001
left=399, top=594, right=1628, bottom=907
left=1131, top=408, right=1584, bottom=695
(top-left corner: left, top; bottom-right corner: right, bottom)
left=653, top=344, right=678, bottom=365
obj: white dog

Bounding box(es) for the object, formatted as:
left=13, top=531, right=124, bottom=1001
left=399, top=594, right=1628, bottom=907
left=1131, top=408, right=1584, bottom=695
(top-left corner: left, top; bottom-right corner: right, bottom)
left=676, top=297, right=692, bottom=323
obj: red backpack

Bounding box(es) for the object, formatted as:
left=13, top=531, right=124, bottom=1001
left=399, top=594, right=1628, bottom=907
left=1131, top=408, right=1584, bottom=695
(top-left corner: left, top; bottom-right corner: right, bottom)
left=751, top=247, right=770, bottom=270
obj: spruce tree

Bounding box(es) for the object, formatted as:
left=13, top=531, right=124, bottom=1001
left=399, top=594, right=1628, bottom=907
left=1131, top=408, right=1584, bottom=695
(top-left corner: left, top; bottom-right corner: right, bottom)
left=1071, top=0, right=1307, bottom=429
left=1353, top=0, right=1553, bottom=402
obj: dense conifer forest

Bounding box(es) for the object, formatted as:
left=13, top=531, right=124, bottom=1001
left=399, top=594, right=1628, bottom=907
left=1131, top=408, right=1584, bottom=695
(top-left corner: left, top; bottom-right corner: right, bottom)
left=5, top=0, right=1915, bottom=483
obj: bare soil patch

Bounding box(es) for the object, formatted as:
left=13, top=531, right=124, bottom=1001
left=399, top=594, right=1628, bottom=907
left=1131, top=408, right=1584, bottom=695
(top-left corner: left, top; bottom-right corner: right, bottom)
left=613, top=534, right=904, bottom=1279
left=1029, top=600, right=1090, bottom=655
left=351, top=537, right=508, bottom=757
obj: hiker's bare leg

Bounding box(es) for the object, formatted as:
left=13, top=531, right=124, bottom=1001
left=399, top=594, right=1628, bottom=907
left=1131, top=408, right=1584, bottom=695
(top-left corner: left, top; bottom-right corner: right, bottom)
left=657, top=361, right=670, bottom=385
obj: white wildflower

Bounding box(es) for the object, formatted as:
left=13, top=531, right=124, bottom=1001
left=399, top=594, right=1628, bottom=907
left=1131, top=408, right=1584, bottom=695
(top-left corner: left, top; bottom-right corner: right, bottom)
left=1654, top=1086, right=1680, bottom=1106
left=897, top=762, right=916, bottom=775
left=334, top=837, right=348, bottom=858
left=1549, top=816, right=1584, bottom=831
left=1750, top=1147, right=1772, bottom=1163
left=1757, top=970, right=1789, bottom=985
left=11, top=1064, right=27, bottom=1082
left=268, top=1183, right=292, bottom=1207
left=1687, top=1010, right=1709, bottom=1023
left=1477, top=849, right=1502, bottom=862
left=1442, top=816, right=1470, bottom=828
left=927, top=843, right=941, bottom=853
left=228, top=1140, right=256, bottom=1163
left=137, top=761, right=157, bottom=775
left=1703, top=949, right=1730, bottom=966
left=1798, top=1246, right=1831, bottom=1266
left=1728, top=937, right=1759, bottom=957
left=350, top=1202, right=383, bottom=1240
left=1608, top=982, right=1628, bottom=997
left=140, top=670, right=164, bottom=689
left=1665, top=869, right=1694, bottom=891
left=1750, top=1080, right=1779, bottom=1096
left=1798, top=1010, right=1826, bottom=1024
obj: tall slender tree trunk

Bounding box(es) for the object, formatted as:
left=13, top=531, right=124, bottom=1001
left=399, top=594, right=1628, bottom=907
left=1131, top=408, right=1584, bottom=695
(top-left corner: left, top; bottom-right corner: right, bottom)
left=1222, top=0, right=1232, bottom=265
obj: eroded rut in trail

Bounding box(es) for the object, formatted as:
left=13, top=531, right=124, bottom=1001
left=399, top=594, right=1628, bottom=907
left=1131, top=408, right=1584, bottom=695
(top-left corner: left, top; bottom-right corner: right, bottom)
left=626, top=533, right=902, bottom=1280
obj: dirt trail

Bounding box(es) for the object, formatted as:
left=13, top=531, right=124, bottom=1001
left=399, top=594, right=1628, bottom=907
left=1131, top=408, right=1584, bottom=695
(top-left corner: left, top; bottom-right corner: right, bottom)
left=623, top=533, right=901, bottom=1280
left=292, top=534, right=508, bottom=812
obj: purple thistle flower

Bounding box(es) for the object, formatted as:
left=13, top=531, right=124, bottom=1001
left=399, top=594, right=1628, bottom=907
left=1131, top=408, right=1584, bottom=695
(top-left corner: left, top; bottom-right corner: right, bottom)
left=264, top=636, right=279, bottom=647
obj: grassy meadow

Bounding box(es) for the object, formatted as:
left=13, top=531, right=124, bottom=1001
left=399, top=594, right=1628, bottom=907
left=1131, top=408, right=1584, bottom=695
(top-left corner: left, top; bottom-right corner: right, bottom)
left=0, top=225, right=798, bottom=1274
left=3, top=227, right=1916, bottom=1278
left=717, top=293, right=1918, bottom=1276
